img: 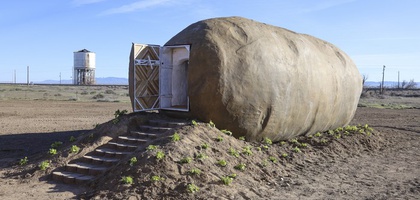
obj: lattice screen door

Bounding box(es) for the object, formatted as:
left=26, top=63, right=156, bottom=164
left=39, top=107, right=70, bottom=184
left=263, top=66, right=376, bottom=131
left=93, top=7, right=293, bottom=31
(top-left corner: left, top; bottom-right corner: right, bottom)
left=133, top=44, right=161, bottom=111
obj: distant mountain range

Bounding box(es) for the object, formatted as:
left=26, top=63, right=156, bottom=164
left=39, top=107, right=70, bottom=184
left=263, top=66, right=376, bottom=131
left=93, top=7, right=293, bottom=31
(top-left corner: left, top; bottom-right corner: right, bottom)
left=37, top=77, right=128, bottom=85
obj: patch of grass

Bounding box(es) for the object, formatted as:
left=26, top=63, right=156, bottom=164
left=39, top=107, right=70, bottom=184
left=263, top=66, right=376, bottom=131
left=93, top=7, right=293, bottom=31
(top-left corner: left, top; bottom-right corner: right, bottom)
left=69, top=145, right=80, bottom=153
left=187, top=183, right=200, bottom=193
left=234, top=163, right=246, bottom=171
left=189, top=168, right=202, bottom=175
left=200, top=143, right=209, bottom=149
left=121, top=176, right=134, bottom=184
left=146, top=145, right=158, bottom=151
left=220, top=176, right=233, bottom=185
left=228, top=147, right=239, bottom=158
left=171, top=132, right=180, bottom=142
left=19, top=157, right=28, bottom=166
left=129, top=157, right=137, bottom=166
left=221, top=129, right=232, bottom=136
left=180, top=157, right=193, bottom=164
left=263, top=137, right=272, bottom=145
left=217, top=160, right=227, bottom=167
left=292, top=146, right=301, bottom=153
left=48, top=148, right=57, bottom=155
left=39, top=160, right=50, bottom=170
left=156, top=151, right=165, bottom=160
left=151, top=175, right=163, bottom=182
left=51, top=141, right=63, bottom=149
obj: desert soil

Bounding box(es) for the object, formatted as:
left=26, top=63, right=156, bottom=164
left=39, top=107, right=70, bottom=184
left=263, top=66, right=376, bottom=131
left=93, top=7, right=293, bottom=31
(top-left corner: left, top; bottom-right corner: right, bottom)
left=0, top=98, right=419, bottom=199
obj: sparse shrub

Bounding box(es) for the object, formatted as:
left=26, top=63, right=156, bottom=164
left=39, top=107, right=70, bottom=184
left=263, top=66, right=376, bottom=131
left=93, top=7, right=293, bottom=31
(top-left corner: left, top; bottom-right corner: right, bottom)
left=48, top=148, right=57, bottom=155
left=234, top=163, right=246, bottom=171
left=180, top=157, right=193, bottom=164
left=200, top=143, right=209, bottom=149
left=263, top=137, right=272, bottom=145
left=121, top=176, right=133, bottom=184
left=129, top=157, right=137, bottom=166
left=113, top=109, right=128, bottom=124
left=69, top=145, right=80, bottom=153
left=221, top=129, right=232, bottom=136
left=228, top=147, right=239, bottom=158
left=187, top=183, right=200, bottom=193
left=171, top=132, right=180, bottom=142
left=39, top=160, right=50, bottom=170
left=217, top=160, right=227, bottom=167
left=189, top=168, right=202, bottom=175
left=69, top=136, right=76, bottom=142
left=19, top=157, right=28, bottom=166
left=151, top=175, right=163, bottom=182
left=292, top=146, right=301, bottom=153
left=221, top=176, right=233, bottom=185
left=92, top=93, right=104, bottom=99
left=105, top=89, right=116, bottom=94
left=51, top=141, right=63, bottom=148
left=156, top=151, right=165, bottom=160
left=147, top=145, right=158, bottom=151
left=80, top=91, right=89, bottom=95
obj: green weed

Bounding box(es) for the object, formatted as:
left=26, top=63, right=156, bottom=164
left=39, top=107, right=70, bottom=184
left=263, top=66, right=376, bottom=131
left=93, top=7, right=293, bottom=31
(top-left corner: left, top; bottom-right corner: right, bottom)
left=234, top=163, right=246, bottom=171
left=151, top=175, right=163, bottom=182
left=121, top=176, right=133, bottom=184
left=242, top=146, right=253, bottom=156
left=19, top=157, right=28, bottom=166
left=69, top=145, right=80, bottom=153
left=292, top=146, right=301, bottom=153
left=238, top=136, right=245, bottom=141
left=208, top=120, right=215, bottom=128
left=221, top=129, right=232, bottom=136
left=269, top=156, right=277, bottom=163
left=129, top=157, right=137, bottom=166
left=314, top=132, right=322, bottom=137
left=221, top=176, right=233, bottom=185
left=187, top=183, right=200, bottom=193
left=196, top=153, right=208, bottom=160
left=48, top=148, right=57, bottom=155
left=171, top=132, right=180, bottom=142
left=113, top=109, right=128, bottom=124
left=281, top=153, right=288, bottom=158
left=201, top=143, right=209, bottom=149
left=191, top=120, right=198, bottom=126
left=189, top=168, right=202, bottom=175
left=217, top=160, right=227, bottom=167
left=280, top=141, right=287, bottom=145
left=39, top=160, right=50, bottom=170
left=156, top=151, right=165, bottom=160
left=263, top=137, right=272, bottom=145
left=228, top=147, right=239, bottom=158
left=146, top=145, right=158, bottom=151
left=180, top=157, right=193, bottom=164
left=216, top=135, right=224, bottom=142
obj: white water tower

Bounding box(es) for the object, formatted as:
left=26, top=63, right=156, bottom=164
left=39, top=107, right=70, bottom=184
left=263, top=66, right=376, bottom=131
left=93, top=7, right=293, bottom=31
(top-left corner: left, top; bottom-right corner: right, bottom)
left=73, top=49, right=96, bottom=85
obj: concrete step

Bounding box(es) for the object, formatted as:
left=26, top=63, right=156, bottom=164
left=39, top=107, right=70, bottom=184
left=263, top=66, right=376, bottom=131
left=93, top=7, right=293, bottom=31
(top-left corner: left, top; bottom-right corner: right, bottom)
left=148, top=119, right=189, bottom=128
left=138, top=125, right=172, bottom=133
left=105, top=142, right=138, bottom=151
left=52, top=171, right=94, bottom=184
left=130, top=131, right=160, bottom=139
left=66, top=162, right=108, bottom=176
left=117, top=136, right=148, bottom=144
left=94, top=148, right=133, bottom=158
left=82, top=155, right=120, bottom=166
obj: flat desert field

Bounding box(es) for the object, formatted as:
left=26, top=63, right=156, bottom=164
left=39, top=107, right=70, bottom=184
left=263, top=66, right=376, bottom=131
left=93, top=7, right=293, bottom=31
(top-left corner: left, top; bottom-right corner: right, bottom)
left=0, top=85, right=419, bottom=199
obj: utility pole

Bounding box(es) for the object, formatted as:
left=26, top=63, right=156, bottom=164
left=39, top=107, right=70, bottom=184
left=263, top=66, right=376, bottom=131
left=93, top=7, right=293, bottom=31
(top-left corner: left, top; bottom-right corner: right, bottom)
left=398, top=71, right=400, bottom=89
left=27, top=66, right=30, bottom=85
left=381, top=65, right=385, bottom=94
left=59, top=72, right=62, bottom=84
left=14, top=70, right=16, bottom=84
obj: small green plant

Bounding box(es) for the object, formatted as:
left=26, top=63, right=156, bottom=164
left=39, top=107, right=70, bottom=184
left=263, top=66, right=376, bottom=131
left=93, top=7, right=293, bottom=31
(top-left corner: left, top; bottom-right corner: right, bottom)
left=280, top=141, right=287, bottom=145
left=314, top=132, right=322, bottom=137
left=39, top=160, right=50, bottom=170
left=191, top=120, right=198, bottom=126
left=121, top=176, right=133, bottom=184
left=281, top=153, right=288, bottom=158
left=263, top=145, right=269, bottom=150
left=129, top=157, right=137, bottom=166
left=320, top=139, right=328, bottom=144
left=290, top=138, right=299, bottom=144
left=151, top=175, right=163, bottom=182
left=189, top=168, right=202, bottom=175
left=171, top=132, right=180, bottom=142
left=19, top=157, right=28, bottom=166
left=335, top=127, right=343, bottom=132
left=113, top=109, right=128, bottom=124
left=344, top=131, right=350, bottom=135
left=201, top=143, right=209, bottom=149
left=69, top=145, right=80, bottom=153
left=292, top=146, right=301, bottom=153
left=263, top=137, right=272, bottom=145
left=234, top=163, right=246, bottom=171
left=146, top=145, right=158, bottom=151
left=180, top=156, right=193, bottom=164
left=335, top=133, right=341, bottom=139
left=69, top=136, right=76, bottom=142
left=156, top=151, right=165, bottom=160
left=195, top=153, right=208, bottom=160
left=269, top=156, right=277, bottom=163
left=238, top=136, right=245, bottom=141
left=221, top=129, right=232, bottom=136
left=328, top=130, right=335, bottom=135
left=256, top=147, right=262, bottom=151
left=208, top=120, right=216, bottom=128
left=220, top=176, right=233, bottom=185
left=345, top=125, right=358, bottom=132
left=242, top=146, right=253, bottom=156
left=261, top=159, right=269, bottom=167
left=216, top=135, right=224, bottom=142
left=228, top=147, right=239, bottom=158
left=229, top=173, right=237, bottom=179
left=217, top=160, right=227, bottom=167
left=51, top=141, right=63, bottom=149
left=300, top=143, right=308, bottom=148
left=187, top=183, right=200, bottom=193
left=48, top=148, right=57, bottom=155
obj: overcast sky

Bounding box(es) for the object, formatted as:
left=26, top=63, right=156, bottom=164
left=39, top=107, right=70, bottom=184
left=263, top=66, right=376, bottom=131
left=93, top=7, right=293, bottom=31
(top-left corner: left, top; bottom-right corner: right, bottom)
left=0, top=0, right=419, bottom=83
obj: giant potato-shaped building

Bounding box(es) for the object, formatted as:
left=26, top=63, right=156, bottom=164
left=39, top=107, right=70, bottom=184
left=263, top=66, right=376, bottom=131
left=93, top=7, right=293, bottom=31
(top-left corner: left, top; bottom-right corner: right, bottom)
left=130, top=17, right=362, bottom=141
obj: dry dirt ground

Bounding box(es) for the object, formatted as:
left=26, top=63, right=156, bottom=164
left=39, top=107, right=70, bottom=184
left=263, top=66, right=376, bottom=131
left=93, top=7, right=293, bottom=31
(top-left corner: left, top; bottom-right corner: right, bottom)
left=0, top=89, right=419, bottom=199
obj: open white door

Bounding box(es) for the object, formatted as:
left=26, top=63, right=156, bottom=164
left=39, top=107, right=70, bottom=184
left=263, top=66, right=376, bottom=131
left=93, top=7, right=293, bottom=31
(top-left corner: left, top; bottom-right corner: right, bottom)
left=132, top=44, right=190, bottom=112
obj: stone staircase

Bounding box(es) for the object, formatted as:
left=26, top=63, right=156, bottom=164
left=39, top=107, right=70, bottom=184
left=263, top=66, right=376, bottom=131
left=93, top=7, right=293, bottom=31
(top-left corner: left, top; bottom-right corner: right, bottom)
left=51, top=118, right=188, bottom=184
